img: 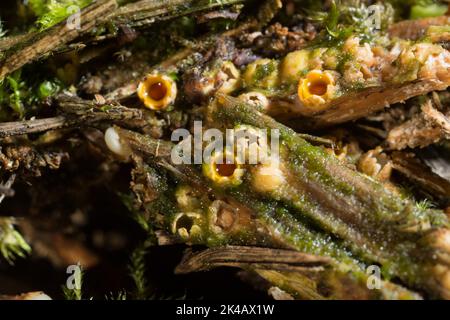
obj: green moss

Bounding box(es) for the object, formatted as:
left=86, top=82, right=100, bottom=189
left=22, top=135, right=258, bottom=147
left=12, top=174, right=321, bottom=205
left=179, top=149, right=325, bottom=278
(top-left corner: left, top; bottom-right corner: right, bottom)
left=0, top=68, right=63, bottom=120
left=336, top=52, right=353, bottom=73
left=410, top=3, right=448, bottom=19
left=0, top=218, right=32, bottom=265
left=253, top=60, right=277, bottom=82
left=28, top=0, right=93, bottom=31
left=385, top=0, right=447, bottom=19
left=309, top=1, right=395, bottom=47
left=38, top=79, right=62, bottom=99
left=0, top=71, right=26, bottom=118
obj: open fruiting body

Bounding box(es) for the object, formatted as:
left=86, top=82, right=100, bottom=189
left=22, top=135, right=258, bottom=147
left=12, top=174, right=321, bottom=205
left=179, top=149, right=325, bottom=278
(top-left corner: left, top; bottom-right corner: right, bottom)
left=137, top=74, right=177, bottom=111
left=223, top=36, right=450, bottom=124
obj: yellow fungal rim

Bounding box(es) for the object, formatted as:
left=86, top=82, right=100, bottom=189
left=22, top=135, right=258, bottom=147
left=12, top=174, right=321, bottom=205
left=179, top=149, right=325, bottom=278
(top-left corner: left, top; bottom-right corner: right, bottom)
left=171, top=212, right=203, bottom=240
left=137, top=74, right=177, bottom=110
left=298, top=70, right=335, bottom=109
left=202, top=150, right=245, bottom=186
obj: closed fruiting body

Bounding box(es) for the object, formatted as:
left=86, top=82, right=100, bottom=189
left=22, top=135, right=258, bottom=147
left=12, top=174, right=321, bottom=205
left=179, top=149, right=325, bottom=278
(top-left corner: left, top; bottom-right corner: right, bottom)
left=234, top=125, right=272, bottom=165
left=104, top=127, right=130, bottom=159
left=280, top=50, right=310, bottom=83
left=251, top=159, right=285, bottom=193
left=233, top=35, right=450, bottom=119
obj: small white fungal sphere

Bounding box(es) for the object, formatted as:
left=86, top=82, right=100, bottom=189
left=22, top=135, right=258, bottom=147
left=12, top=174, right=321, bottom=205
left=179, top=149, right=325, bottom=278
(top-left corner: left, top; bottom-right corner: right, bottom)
left=104, top=127, right=129, bottom=158
left=20, top=292, right=52, bottom=300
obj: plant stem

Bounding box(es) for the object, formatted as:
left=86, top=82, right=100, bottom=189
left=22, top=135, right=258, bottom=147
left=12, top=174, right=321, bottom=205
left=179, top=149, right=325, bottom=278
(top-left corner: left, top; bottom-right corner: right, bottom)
left=209, top=93, right=450, bottom=297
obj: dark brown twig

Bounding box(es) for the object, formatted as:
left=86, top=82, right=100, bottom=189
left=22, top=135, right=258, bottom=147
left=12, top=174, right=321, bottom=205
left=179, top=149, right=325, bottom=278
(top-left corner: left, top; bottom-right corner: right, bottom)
left=0, top=95, right=142, bottom=138
left=0, top=0, right=118, bottom=80
left=175, top=246, right=331, bottom=274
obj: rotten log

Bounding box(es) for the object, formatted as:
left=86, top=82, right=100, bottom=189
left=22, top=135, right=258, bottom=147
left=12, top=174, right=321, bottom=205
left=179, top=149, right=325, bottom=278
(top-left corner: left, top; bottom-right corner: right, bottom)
left=387, top=99, right=450, bottom=150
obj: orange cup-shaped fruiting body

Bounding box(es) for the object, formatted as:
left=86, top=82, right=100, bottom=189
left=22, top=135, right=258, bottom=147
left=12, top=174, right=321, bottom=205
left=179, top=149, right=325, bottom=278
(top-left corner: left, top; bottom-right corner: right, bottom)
left=298, top=70, right=337, bottom=112
left=202, top=149, right=245, bottom=187
left=137, top=74, right=177, bottom=110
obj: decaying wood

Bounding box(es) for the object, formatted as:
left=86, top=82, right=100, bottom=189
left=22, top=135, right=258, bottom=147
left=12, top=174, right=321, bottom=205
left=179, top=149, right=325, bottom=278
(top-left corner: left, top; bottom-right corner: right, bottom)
left=173, top=246, right=405, bottom=300
left=104, top=47, right=202, bottom=101
left=175, top=246, right=331, bottom=274
left=0, top=95, right=142, bottom=138
left=210, top=94, right=450, bottom=299
left=0, top=0, right=118, bottom=80
left=104, top=20, right=261, bottom=101
left=108, top=0, right=247, bottom=28
left=56, top=94, right=141, bottom=119
left=0, top=33, right=36, bottom=52
left=0, top=0, right=250, bottom=81
left=294, top=79, right=450, bottom=129
left=0, top=116, right=68, bottom=138
left=0, top=144, right=69, bottom=175
left=391, top=151, right=450, bottom=199
left=114, top=127, right=174, bottom=159
left=197, top=9, right=241, bottom=23
left=387, top=99, right=450, bottom=150
left=175, top=247, right=331, bottom=300
left=388, top=16, right=450, bottom=41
